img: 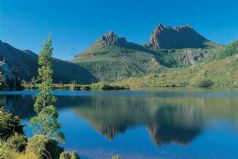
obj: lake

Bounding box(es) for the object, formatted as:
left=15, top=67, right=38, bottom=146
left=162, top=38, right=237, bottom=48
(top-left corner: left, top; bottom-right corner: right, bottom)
left=1, top=89, right=238, bottom=159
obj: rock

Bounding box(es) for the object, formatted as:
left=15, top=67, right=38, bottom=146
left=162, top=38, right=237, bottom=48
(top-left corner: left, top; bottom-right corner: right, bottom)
left=0, top=61, right=17, bottom=90
left=79, top=31, right=151, bottom=54
left=0, top=61, right=16, bottom=81
left=147, top=24, right=210, bottom=49
left=99, top=31, right=128, bottom=47
left=175, top=49, right=208, bottom=65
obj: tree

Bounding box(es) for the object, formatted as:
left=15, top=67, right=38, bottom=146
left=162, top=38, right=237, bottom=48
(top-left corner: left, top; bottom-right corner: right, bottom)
left=30, top=35, right=64, bottom=142
left=0, top=102, right=24, bottom=140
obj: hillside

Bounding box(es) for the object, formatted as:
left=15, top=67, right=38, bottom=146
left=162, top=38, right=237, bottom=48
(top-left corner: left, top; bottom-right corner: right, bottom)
left=74, top=31, right=164, bottom=82
left=0, top=24, right=232, bottom=86
left=212, top=41, right=238, bottom=59
left=119, top=41, right=238, bottom=89
left=74, top=26, right=219, bottom=82
left=0, top=40, right=95, bottom=84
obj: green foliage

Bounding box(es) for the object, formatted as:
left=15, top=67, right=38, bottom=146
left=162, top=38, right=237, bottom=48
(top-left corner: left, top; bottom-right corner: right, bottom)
left=30, top=35, right=64, bottom=142
left=0, top=145, right=38, bottom=159
left=75, top=46, right=163, bottom=82
left=26, top=135, right=63, bottom=159
left=5, top=133, right=27, bottom=152
left=69, top=81, right=77, bottom=90
left=59, top=151, right=80, bottom=159
left=214, top=41, right=238, bottom=59
left=119, top=54, right=238, bottom=89
left=0, top=106, right=24, bottom=140
left=75, top=43, right=215, bottom=82
left=112, top=155, right=121, bottom=159
left=196, top=78, right=214, bottom=88
left=90, top=82, right=127, bottom=90
left=0, top=144, right=18, bottom=159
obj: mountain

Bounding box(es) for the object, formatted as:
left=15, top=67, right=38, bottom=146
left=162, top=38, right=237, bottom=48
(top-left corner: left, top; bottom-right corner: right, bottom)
left=119, top=40, right=238, bottom=89
left=0, top=40, right=95, bottom=84
left=74, top=31, right=163, bottom=82
left=73, top=26, right=220, bottom=82
left=147, top=24, right=217, bottom=49
left=0, top=24, right=231, bottom=85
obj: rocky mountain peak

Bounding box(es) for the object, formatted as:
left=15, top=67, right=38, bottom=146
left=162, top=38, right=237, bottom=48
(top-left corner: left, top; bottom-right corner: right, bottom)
left=147, top=24, right=209, bottom=49
left=98, top=31, right=128, bottom=47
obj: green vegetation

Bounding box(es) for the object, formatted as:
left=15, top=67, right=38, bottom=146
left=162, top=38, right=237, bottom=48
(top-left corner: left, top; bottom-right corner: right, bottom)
left=0, top=36, right=82, bottom=159
left=74, top=46, right=164, bottom=82
left=27, top=135, right=64, bottom=159
left=119, top=54, right=238, bottom=89
left=59, top=151, right=80, bottom=159
left=4, top=133, right=27, bottom=152
left=196, top=78, right=214, bottom=88
left=213, top=41, right=238, bottom=59
left=0, top=105, right=24, bottom=140
left=112, top=155, right=121, bottom=159
left=0, top=40, right=95, bottom=84
left=30, top=35, right=64, bottom=142
left=21, top=82, right=128, bottom=91
left=17, top=39, right=238, bottom=90
left=74, top=38, right=219, bottom=83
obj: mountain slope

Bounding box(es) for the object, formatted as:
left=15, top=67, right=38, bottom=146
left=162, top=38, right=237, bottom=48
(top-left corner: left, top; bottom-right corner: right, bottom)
left=212, top=40, right=238, bottom=59
left=0, top=40, right=95, bottom=84
left=119, top=42, right=238, bottom=89
left=73, top=26, right=220, bottom=82
left=74, top=31, right=163, bottom=82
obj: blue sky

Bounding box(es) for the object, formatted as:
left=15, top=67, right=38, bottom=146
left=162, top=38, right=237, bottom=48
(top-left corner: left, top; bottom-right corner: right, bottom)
left=1, top=0, right=238, bottom=60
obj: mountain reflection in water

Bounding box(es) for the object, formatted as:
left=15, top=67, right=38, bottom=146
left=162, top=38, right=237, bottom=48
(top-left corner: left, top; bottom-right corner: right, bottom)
left=1, top=90, right=238, bottom=148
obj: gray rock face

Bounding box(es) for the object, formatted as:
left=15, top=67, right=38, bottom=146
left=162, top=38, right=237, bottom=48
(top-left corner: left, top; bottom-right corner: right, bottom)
left=147, top=24, right=209, bottom=49
left=99, top=31, right=128, bottom=47
left=0, top=61, right=17, bottom=90
left=175, top=49, right=208, bottom=65
left=0, top=61, right=16, bottom=81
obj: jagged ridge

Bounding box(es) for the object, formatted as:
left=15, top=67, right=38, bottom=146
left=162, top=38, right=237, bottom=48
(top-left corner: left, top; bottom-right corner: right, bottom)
left=147, top=24, right=215, bottom=49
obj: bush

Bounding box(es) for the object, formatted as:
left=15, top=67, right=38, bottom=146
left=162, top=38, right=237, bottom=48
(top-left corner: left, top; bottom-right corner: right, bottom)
left=0, top=144, right=18, bottom=159
left=17, top=152, right=39, bottom=159
left=59, top=151, right=80, bottom=159
left=0, top=107, right=24, bottom=140
left=26, top=135, right=63, bottom=159
left=197, top=79, right=214, bottom=88
left=112, top=155, right=121, bottom=159
left=5, top=133, right=27, bottom=152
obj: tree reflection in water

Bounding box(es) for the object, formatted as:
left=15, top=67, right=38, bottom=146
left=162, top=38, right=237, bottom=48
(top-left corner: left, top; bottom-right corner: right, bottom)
left=1, top=91, right=238, bottom=147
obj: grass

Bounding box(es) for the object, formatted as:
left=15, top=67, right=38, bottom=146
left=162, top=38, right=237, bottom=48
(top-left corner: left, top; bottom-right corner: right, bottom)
left=0, top=146, right=38, bottom=159
left=74, top=46, right=164, bottom=82
left=118, top=55, right=238, bottom=89
left=21, top=82, right=129, bottom=91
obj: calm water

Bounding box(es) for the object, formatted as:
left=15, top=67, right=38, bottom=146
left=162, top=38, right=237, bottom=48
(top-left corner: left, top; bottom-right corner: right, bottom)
left=1, top=89, right=238, bottom=159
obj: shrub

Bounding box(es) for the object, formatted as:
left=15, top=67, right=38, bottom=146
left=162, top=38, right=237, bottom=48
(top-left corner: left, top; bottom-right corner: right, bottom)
left=59, top=151, right=80, bottom=159
left=0, top=145, right=18, bottom=159
left=0, top=107, right=24, bottom=140
left=197, top=78, right=214, bottom=88
left=5, top=133, right=27, bottom=152
left=112, top=155, right=121, bottom=159
left=17, top=152, right=38, bottom=159
left=26, top=135, right=63, bottom=159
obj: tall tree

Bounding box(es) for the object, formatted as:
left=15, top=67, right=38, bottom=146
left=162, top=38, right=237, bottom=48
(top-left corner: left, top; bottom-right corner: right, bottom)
left=30, top=35, right=64, bottom=142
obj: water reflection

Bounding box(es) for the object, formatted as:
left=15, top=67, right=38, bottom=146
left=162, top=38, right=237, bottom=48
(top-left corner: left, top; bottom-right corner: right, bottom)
left=1, top=91, right=238, bottom=148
